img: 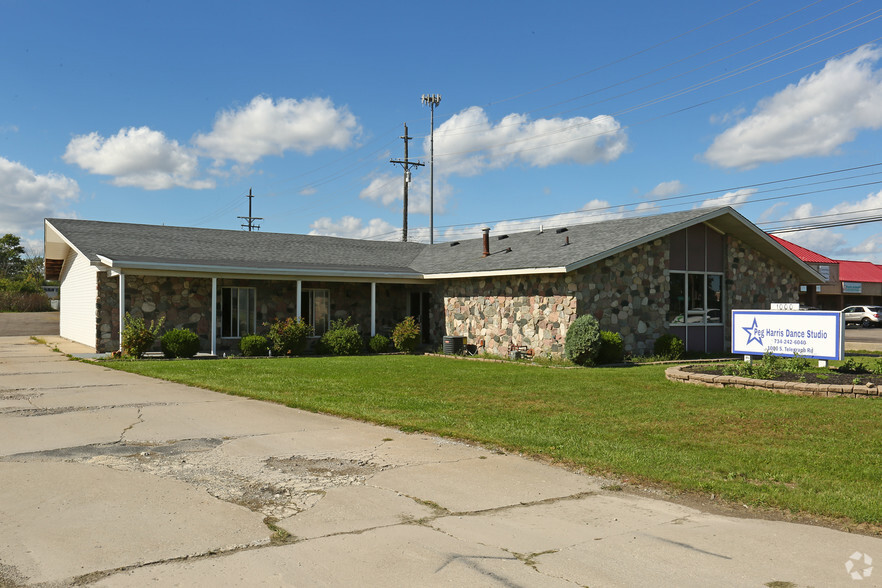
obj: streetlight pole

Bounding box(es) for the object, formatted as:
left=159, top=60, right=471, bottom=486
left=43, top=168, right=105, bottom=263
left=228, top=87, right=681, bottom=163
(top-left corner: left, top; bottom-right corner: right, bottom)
left=421, top=93, right=441, bottom=244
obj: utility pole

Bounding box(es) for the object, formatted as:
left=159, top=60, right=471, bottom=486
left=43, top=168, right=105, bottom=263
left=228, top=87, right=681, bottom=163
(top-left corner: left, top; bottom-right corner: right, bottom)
left=421, top=93, right=441, bottom=244
left=238, top=188, right=262, bottom=231
left=389, top=123, right=424, bottom=242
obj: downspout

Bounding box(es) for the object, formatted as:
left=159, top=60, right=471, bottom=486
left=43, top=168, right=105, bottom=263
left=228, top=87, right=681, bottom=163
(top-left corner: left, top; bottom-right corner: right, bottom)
left=118, top=272, right=125, bottom=352
left=211, top=277, right=217, bottom=356
left=371, top=282, right=376, bottom=337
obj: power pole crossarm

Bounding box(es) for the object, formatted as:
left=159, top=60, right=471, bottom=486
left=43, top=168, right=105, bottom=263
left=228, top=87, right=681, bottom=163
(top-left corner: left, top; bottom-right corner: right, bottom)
left=390, top=123, right=424, bottom=242
left=237, top=188, right=263, bottom=231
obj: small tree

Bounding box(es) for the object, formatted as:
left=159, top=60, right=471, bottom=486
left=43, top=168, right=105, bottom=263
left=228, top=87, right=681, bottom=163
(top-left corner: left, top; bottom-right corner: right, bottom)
left=121, top=313, right=165, bottom=358
left=565, top=315, right=601, bottom=366
left=265, top=317, right=313, bottom=356
left=0, top=234, right=26, bottom=279
left=392, top=316, right=421, bottom=353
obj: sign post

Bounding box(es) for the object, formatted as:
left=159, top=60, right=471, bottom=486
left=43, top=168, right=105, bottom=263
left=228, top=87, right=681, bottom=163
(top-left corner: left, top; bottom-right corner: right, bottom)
left=731, top=310, right=843, bottom=364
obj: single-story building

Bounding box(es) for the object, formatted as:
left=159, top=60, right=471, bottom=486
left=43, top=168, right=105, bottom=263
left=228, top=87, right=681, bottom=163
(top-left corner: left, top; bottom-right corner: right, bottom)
left=44, top=206, right=822, bottom=357
left=771, top=235, right=882, bottom=309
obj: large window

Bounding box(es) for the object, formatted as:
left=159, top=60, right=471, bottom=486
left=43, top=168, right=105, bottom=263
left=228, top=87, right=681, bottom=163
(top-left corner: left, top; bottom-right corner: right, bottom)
left=667, top=272, right=723, bottom=325
left=221, top=287, right=256, bottom=338
left=301, top=289, right=330, bottom=335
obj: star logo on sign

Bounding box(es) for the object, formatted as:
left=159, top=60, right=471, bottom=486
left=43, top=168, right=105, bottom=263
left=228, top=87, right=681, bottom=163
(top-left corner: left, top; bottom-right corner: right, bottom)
left=743, top=318, right=763, bottom=346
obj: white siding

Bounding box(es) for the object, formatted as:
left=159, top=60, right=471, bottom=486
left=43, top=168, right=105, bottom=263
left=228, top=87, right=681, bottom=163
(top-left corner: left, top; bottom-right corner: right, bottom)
left=59, top=249, right=99, bottom=349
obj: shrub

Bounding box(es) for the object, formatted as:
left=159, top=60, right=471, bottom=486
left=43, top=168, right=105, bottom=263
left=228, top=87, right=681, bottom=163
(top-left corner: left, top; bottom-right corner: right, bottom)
left=121, top=313, right=165, bottom=358
left=596, top=330, right=624, bottom=365
left=239, top=334, right=270, bottom=357
left=160, top=328, right=200, bottom=358
left=839, top=358, right=868, bottom=374
left=392, top=316, right=421, bottom=353
left=369, top=334, right=390, bottom=354
left=653, top=333, right=685, bottom=360
left=565, top=315, right=601, bottom=366
left=0, top=291, right=51, bottom=312
left=782, top=353, right=811, bottom=373
left=265, top=317, right=313, bottom=356
left=318, top=317, right=363, bottom=356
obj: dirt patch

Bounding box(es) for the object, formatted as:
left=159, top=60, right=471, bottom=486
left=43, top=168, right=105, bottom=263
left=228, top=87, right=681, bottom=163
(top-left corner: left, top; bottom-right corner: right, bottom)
left=7, top=438, right=383, bottom=520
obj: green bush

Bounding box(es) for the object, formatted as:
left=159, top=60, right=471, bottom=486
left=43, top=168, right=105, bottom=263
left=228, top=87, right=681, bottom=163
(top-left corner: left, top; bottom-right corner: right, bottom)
left=0, top=291, right=51, bottom=312
left=369, top=334, right=390, bottom=354
left=596, top=330, right=624, bottom=364
left=265, top=317, right=313, bottom=356
left=160, top=328, right=200, bottom=358
left=565, top=315, right=602, bottom=366
left=239, top=334, right=270, bottom=357
left=121, top=313, right=165, bottom=358
left=392, top=316, right=421, bottom=353
left=653, top=333, right=685, bottom=360
left=319, top=317, right=363, bottom=356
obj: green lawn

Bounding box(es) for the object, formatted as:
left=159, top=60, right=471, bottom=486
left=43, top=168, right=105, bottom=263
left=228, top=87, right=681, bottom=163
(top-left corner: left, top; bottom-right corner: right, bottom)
left=97, top=355, right=882, bottom=527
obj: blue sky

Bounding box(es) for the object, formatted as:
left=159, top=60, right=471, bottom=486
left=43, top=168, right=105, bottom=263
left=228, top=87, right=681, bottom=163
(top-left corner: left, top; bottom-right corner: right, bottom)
left=2, top=0, right=882, bottom=262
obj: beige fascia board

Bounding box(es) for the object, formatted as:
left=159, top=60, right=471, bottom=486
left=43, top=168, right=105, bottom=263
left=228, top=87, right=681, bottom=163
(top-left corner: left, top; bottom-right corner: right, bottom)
left=43, top=219, right=81, bottom=262
left=422, top=266, right=567, bottom=280
left=94, top=256, right=426, bottom=284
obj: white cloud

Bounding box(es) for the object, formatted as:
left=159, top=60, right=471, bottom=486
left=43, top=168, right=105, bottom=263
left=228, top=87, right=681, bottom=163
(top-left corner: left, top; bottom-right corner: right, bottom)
left=700, top=188, right=756, bottom=208
left=308, top=215, right=398, bottom=240
left=63, top=127, right=213, bottom=190
left=647, top=180, right=684, bottom=198
left=432, top=106, right=627, bottom=176
left=705, top=45, right=882, bottom=168
left=194, top=96, right=361, bottom=164
left=359, top=172, right=452, bottom=215
left=0, top=156, right=79, bottom=242
left=842, top=234, right=882, bottom=262
left=767, top=189, right=882, bottom=261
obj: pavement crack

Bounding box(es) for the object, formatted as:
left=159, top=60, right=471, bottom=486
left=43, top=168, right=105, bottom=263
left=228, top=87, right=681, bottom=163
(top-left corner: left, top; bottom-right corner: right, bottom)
left=119, top=407, right=144, bottom=442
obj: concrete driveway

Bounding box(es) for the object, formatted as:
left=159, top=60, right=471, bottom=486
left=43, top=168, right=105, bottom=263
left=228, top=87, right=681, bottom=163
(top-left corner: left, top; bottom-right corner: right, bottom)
left=1, top=336, right=880, bottom=587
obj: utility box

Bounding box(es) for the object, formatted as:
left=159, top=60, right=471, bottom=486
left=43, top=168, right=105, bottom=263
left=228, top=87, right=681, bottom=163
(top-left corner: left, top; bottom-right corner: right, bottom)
left=442, top=336, right=466, bottom=355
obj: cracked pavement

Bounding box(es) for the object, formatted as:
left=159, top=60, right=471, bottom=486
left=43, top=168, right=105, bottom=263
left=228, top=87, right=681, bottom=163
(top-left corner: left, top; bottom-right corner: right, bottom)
left=2, top=336, right=881, bottom=587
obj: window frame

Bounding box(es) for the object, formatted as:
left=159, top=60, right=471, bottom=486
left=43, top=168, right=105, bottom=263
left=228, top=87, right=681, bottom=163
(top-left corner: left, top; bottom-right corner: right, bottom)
left=301, top=288, right=330, bottom=336
left=220, top=286, right=257, bottom=339
left=667, top=271, right=724, bottom=326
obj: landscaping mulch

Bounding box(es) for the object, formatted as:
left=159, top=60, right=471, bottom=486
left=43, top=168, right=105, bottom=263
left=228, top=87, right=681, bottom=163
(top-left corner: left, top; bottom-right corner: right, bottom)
left=683, top=365, right=882, bottom=387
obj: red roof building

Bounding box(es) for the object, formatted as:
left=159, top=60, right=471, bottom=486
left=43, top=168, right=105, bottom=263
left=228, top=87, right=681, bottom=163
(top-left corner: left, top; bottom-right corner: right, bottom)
left=770, top=235, right=882, bottom=309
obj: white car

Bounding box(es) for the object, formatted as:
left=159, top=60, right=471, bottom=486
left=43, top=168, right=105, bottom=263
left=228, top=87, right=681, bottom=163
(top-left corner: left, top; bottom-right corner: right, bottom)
left=842, top=306, right=882, bottom=328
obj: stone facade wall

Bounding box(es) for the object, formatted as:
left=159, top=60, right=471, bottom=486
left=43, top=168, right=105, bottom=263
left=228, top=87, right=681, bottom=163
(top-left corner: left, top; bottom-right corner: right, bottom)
left=572, top=239, right=669, bottom=356
left=726, top=234, right=799, bottom=310
left=442, top=276, right=578, bottom=357
left=96, top=272, right=119, bottom=353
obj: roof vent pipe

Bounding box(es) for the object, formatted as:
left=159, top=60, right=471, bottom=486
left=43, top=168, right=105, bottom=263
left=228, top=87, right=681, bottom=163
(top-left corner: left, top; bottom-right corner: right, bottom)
left=482, top=227, right=490, bottom=257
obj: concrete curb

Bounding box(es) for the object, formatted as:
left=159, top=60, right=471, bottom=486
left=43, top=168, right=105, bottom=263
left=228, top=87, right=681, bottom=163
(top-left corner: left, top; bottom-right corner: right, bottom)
left=665, top=365, right=880, bottom=399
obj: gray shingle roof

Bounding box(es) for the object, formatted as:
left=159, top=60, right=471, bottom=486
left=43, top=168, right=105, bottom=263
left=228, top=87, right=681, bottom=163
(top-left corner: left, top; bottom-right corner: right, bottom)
left=46, top=218, right=426, bottom=275
left=410, top=208, right=720, bottom=274
left=47, top=206, right=819, bottom=281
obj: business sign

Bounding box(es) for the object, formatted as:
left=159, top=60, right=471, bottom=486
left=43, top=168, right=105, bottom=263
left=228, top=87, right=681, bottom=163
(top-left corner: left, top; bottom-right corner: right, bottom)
left=843, top=282, right=862, bottom=294
left=731, top=310, right=843, bottom=360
